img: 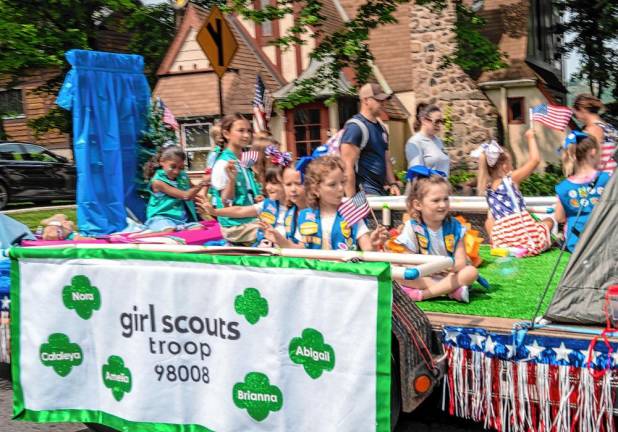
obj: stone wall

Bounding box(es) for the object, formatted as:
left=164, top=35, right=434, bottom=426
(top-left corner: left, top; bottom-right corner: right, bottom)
left=410, top=1, right=498, bottom=169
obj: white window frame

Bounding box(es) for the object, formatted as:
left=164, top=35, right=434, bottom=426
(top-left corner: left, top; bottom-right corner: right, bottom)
left=180, top=121, right=213, bottom=173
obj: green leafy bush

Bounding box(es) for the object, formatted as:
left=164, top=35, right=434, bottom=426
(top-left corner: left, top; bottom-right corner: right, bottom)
left=448, top=170, right=476, bottom=188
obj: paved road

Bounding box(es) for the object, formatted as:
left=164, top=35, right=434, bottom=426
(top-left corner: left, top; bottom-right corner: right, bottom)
left=2, top=374, right=481, bottom=432
left=1, top=378, right=87, bottom=432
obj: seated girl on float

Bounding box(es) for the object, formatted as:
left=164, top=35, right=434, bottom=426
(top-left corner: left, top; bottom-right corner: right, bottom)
left=392, top=166, right=478, bottom=303
left=553, top=131, right=610, bottom=252
left=209, top=113, right=263, bottom=245
left=265, top=156, right=388, bottom=251
left=473, top=130, right=553, bottom=256
left=143, top=145, right=209, bottom=232
left=202, top=150, right=306, bottom=247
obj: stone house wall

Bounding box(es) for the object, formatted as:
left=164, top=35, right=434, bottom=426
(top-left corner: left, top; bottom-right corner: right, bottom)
left=409, top=1, right=499, bottom=169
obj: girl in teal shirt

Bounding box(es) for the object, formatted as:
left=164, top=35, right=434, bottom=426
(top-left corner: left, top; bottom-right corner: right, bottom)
left=143, top=146, right=208, bottom=232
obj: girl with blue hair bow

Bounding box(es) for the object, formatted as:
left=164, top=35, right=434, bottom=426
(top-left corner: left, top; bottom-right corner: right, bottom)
left=553, top=131, right=610, bottom=252
left=393, top=165, right=478, bottom=303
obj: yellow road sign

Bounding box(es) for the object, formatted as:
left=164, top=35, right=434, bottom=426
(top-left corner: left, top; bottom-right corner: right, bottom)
left=196, top=6, right=238, bottom=78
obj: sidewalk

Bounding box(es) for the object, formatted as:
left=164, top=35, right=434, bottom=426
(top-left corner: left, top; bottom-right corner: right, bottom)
left=0, top=378, right=87, bottom=432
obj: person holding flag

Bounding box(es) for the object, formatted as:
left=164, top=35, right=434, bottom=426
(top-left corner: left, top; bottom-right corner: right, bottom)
left=210, top=113, right=263, bottom=245
left=284, top=156, right=388, bottom=251
left=472, top=130, right=553, bottom=256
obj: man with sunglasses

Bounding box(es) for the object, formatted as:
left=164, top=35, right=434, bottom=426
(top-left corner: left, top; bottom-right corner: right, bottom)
left=340, top=83, right=402, bottom=197
left=405, top=104, right=450, bottom=175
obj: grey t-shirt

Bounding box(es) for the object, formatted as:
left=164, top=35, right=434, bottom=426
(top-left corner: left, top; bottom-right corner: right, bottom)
left=405, top=132, right=450, bottom=175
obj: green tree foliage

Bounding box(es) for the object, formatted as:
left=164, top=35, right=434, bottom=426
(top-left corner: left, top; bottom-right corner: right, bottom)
left=136, top=99, right=179, bottom=197
left=442, top=1, right=507, bottom=78
left=229, top=0, right=504, bottom=107
left=1, top=0, right=506, bottom=134
left=555, top=0, right=617, bottom=99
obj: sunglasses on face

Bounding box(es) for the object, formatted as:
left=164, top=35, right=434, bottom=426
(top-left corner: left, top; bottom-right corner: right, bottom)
left=427, top=118, right=443, bottom=126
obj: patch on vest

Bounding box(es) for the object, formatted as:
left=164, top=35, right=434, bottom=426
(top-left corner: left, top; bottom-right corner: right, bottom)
left=300, top=222, right=318, bottom=235
left=340, top=221, right=351, bottom=238
left=417, top=234, right=429, bottom=250
left=444, top=234, right=455, bottom=253
left=259, top=211, right=276, bottom=225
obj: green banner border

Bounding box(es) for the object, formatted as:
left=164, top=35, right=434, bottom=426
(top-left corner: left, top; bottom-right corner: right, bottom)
left=10, top=247, right=392, bottom=432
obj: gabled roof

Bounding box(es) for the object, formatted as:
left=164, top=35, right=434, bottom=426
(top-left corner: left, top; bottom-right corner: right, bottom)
left=154, top=3, right=285, bottom=117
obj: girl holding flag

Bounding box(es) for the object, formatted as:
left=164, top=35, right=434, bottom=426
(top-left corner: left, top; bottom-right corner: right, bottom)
left=210, top=113, right=263, bottom=244
left=393, top=166, right=478, bottom=303
left=202, top=147, right=306, bottom=247
left=278, top=156, right=388, bottom=251
left=473, top=130, right=553, bottom=256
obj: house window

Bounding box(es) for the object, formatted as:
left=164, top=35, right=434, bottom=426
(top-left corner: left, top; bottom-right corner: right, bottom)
left=507, top=97, right=525, bottom=124
left=287, top=103, right=328, bottom=158
left=0, top=89, right=24, bottom=118
left=181, top=122, right=212, bottom=172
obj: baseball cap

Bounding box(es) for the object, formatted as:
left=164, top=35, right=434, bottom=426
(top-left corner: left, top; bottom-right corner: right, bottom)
left=358, top=83, right=391, bottom=101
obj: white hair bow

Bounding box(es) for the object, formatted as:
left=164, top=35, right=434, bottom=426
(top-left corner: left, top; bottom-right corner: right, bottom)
left=470, top=140, right=504, bottom=167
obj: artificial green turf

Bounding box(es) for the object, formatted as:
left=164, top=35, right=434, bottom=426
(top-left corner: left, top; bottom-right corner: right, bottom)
left=416, top=246, right=570, bottom=319
left=7, top=208, right=77, bottom=231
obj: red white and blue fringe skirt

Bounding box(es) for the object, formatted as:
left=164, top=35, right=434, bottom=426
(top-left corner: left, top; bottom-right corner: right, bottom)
left=491, top=212, right=551, bottom=256
left=442, top=326, right=617, bottom=432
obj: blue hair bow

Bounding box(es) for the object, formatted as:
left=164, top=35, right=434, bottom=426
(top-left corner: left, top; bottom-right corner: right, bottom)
left=560, top=130, right=588, bottom=152
left=406, top=165, right=447, bottom=182
left=295, top=156, right=315, bottom=182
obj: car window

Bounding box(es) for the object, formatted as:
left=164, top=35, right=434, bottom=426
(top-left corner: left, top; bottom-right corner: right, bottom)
left=22, top=144, right=60, bottom=163
left=0, top=143, right=25, bottom=161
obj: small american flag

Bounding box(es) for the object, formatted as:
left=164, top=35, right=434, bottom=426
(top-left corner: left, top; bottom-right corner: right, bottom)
left=252, top=75, right=269, bottom=133
left=338, top=191, right=370, bottom=226
left=531, top=103, right=572, bottom=131
left=158, top=97, right=179, bottom=131
left=240, top=150, right=259, bottom=169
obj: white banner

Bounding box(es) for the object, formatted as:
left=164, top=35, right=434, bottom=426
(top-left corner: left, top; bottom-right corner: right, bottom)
left=11, top=248, right=392, bottom=431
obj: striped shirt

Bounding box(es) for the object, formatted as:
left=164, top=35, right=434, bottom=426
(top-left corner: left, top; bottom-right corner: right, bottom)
left=594, top=121, right=617, bottom=174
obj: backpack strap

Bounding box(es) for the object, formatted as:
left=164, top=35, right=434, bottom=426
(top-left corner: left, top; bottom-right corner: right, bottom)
left=344, top=118, right=370, bottom=151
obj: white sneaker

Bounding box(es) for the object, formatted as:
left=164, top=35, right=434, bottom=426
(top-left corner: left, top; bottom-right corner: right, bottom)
left=449, top=285, right=469, bottom=303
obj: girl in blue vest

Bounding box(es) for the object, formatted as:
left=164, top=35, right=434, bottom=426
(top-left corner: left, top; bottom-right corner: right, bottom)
left=554, top=131, right=610, bottom=252
left=143, top=146, right=208, bottom=232
left=289, top=156, right=388, bottom=251
left=394, top=166, right=478, bottom=303
left=210, top=113, right=263, bottom=244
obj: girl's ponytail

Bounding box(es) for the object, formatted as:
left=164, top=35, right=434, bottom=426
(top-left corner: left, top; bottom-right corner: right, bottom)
left=143, top=148, right=163, bottom=181
left=561, top=135, right=599, bottom=177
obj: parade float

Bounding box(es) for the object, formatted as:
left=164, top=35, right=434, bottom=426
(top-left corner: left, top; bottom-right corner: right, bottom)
left=1, top=47, right=616, bottom=432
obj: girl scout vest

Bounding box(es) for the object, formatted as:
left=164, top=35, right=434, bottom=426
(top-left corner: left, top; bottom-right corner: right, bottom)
left=297, top=208, right=359, bottom=250
left=255, top=199, right=299, bottom=244
left=555, top=171, right=609, bottom=252
left=408, top=216, right=463, bottom=258
left=146, top=169, right=199, bottom=222
left=210, top=148, right=262, bottom=227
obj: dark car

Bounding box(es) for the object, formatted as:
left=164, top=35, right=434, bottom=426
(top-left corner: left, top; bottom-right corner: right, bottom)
left=0, top=142, right=76, bottom=210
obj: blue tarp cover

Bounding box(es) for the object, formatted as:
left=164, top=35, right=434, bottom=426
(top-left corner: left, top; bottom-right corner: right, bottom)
left=0, top=214, right=34, bottom=249
left=57, top=50, right=150, bottom=235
